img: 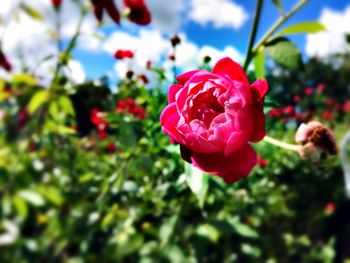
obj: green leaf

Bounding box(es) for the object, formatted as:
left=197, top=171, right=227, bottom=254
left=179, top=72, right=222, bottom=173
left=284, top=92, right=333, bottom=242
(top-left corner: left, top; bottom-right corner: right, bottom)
left=184, top=163, right=209, bottom=208
left=12, top=196, right=28, bottom=219
left=20, top=4, right=44, bottom=21
left=228, top=218, right=259, bottom=238
left=12, top=73, right=37, bottom=86
left=28, top=90, right=50, bottom=114
left=58, top=96, right=75, bottom=116
left=265, top=37, right=303, bottom=70
left=159, top=215, right=178, bottom=247
left=18, top=190, right=45, bottom=207
left=197, top=224, right=220, bottom=243
left=38, top=186, right=64, bottom=206
left=277, top=22, right=326, bottom=36
left=254, top=50, right=265, bottom=78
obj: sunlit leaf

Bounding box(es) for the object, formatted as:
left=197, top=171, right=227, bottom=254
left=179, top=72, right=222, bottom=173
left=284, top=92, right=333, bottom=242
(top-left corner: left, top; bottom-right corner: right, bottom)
left=12, top=73, right=37, bottom=86
left=277, top=22, right=326, bottom=36
left=184, top=163, right=209, bottom=208
left=28, top=90, right=50, bottom=114
left=265, top=37, right=303, bottom=70
left=229, top=219, right=259, bottom=238
left=20, top=3, right=44, bottom=21
left=160, top=215, right=178, bottom=247
left=18, top=190, right=45, bottom=207
left=197, top=224, right=220, bottom=243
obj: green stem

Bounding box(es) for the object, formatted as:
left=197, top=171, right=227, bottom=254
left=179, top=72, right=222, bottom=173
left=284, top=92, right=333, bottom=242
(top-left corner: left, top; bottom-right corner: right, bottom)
left=243, top=0, right=264, bottom=71
left=263, top=136, right=301, bottom=152
left=51, top=9, right=87, bottom=88
left=245, top=0, right=309, bottom=69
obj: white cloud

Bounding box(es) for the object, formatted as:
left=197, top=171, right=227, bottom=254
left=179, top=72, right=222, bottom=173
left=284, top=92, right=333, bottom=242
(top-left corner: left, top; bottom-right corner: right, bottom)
left=146, top=0, right=184, bottom=33
left=103, top=29, right=244, bottom=81
left=0, top=0, right=94, bottom=82
left=189, top=0, right=248, bottom=29
left=306, top=5, right=350, bottom=58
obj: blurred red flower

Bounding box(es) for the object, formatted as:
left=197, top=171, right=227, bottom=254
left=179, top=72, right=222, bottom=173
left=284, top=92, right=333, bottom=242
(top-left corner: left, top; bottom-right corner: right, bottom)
left=124, top=0, right=151, bottom=25
left=116, top=98, right=146, bottom=120
left=268, top=108, right=282, bottom=118
left=343, top=101, right=350, bottom=113
left=90, top=108, right=108, bottom=140
left=258, top=157, right=267, bottom=168
left=322, top=110, right=333, bottom=120
left=51, top=0, right=62, bottom=8
left=293, top=95, right=301, bottom=103
left=91, top=0, right=120, bottom=24
left=106, top=143, right=117, bottom=153
left=168, top=54, right=175, bottom=61
left=114, top=49, right=134, bottom=59
left=325, top=98, right=334, bottom=107
left=139, top=74, right=149, bottom=84
left=325, top=202, right=335, bottom=215
left=316, top=83, right=326, bottom=93
left=304, top=87, right=313, bottom=96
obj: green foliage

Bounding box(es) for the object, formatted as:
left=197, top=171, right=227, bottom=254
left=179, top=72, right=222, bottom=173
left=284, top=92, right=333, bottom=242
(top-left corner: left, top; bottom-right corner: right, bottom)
left=277, top=22, right=326, bottom=36
left=265, top=37, right=303, bottom=70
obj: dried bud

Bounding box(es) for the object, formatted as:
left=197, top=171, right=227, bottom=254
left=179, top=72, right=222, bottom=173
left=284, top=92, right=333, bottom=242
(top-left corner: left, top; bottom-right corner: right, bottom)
left=170, top=35, right=181, bottom=47
left=203, top=55, right=211, bottom=64
left=295, top=121, right=337, bottom=162
left=126, top=70, right=134, bottom=79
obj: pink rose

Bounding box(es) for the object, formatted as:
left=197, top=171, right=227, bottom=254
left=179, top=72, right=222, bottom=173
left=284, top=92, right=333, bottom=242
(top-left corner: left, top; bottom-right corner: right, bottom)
left=160, top=57, right=268, bottom=184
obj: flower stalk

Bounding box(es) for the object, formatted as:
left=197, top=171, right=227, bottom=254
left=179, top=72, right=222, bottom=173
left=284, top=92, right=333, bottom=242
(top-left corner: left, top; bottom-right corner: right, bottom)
left=263, top=136, right=301, bottom=152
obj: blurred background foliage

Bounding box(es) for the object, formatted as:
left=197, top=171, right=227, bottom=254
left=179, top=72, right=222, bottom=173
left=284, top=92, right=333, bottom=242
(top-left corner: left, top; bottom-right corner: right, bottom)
left=1, top=0, right=350, bottom=262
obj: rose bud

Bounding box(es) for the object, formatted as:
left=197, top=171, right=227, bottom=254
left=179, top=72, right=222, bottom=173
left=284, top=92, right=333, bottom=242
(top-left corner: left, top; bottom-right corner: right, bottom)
left=126, top=70, right=134, bottom=79
left=170, top=35, right=181, bottom=47
left=168, top=54, right=175, bottom=61
left=123, top=0, right=151, bottom=25
left=114, top=49, right=134, bottom=59
left=160, top=57, right=268, bottom=184
left=0, top=50, right=12, bottom=71
left=295, top=121, right=337, bottom=162
left=203, top=55, right=212, bottom=64
left=258, top=157, right=267, bottom=168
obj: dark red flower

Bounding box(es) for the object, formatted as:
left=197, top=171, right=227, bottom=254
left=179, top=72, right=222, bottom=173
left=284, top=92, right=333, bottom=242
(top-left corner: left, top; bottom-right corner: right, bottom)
left=116, top=98, right=146, bottom=120
left=139, top=74, right=148, bottom=84
left=146, top=60, right=152, bottom=69
left=90, top=108, right=108, bottom=140
left=124, top=0, right=151, bottom=25
left=325, top=98, right=334, bottom=107
left=293, top=95, right=301, bottom=103
left=170, top=35, right=181, bottom=47
left=0, top=50, right=12, bottom=72
left=268, top=108, right=282, bottom=118
left=91, top=0, right=120, bottom=24
left=106, top=143, right=117, bottom=153
left=304, top=87, right=313, bottom=96
left=322, top=110, right=333, bottom=120
left=28, top=141, right=37, bottom=152
left=258, top=157, right=267, bottom=168
left=114, top=49, right=134, bottom=59
left=168, top=54, right=175, bottom=61
left=343, top=101, right=350, bottom=113
left=283, top=105, right=295, bottom=117
left=51, top=0, right=62, bottom=8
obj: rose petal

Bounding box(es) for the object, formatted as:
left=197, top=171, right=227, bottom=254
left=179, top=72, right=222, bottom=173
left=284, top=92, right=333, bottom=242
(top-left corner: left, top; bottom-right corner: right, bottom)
left=168, top=84, right=183, bottom=103
left=160, top=103, right=183, bottom=143
left=249, top=104, right=266, bottom=142
left=191, top=144, right=257, bottom=184
left=176, top=70, right=201, bottom=85
left=212, top=57, right=249, bottom=86
left=250, top=79, right=268, bottom=102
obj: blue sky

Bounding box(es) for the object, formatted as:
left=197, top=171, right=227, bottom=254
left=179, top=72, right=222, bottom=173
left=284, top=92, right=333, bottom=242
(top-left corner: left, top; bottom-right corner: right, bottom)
left=73, top=0, right=350, bottom=80
left=1, top=0, right=350, bottom=83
